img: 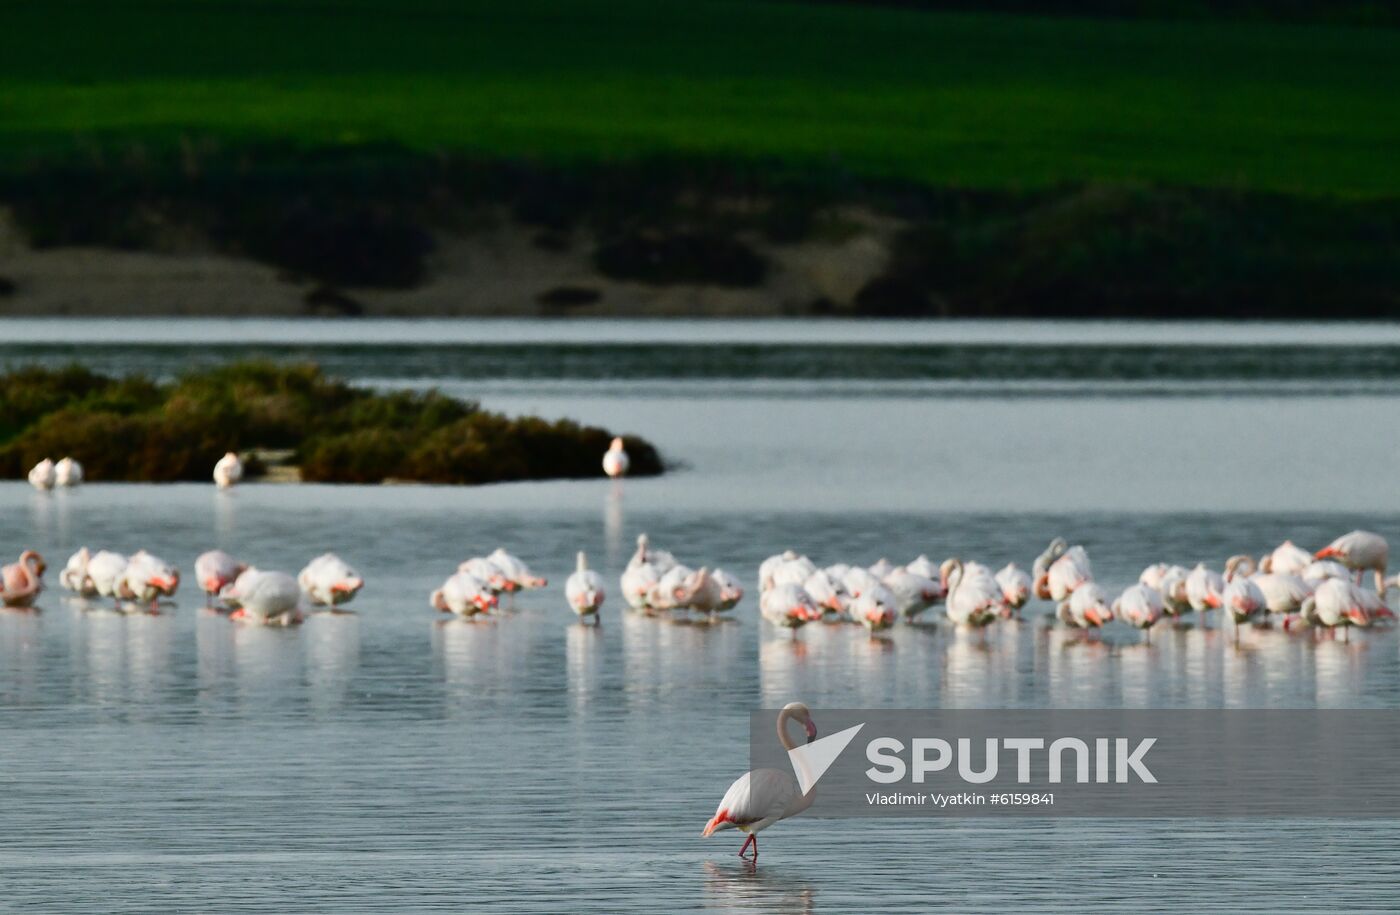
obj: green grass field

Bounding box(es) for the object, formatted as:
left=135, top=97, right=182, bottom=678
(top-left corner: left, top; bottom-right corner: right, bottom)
left=2, top=0, right=1398, bottom=196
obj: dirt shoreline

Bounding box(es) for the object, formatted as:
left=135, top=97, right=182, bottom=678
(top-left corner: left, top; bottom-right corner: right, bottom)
left=0, top=208, right=892, bottom=318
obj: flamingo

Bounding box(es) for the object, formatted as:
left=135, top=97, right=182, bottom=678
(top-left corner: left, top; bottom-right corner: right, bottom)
left=801, top=567, right=849, bottom=615
left=703, top=702, right=818, bottom=860
left=54, top=457, right=83, bottom=487
left=224, top=570, right=301, bottom=624
left=1221, top=576, right=1266, bottom=642
left=213, top=452, right=243, bottom=489
left=759, top=583, right=821, bottom=631
left=195, top=550, right=246, bottom=602
left=711, top=569, right=744, bottom=611
left=431, top=570, right=498, bottom=617
left=27, top=459, right=55, bottom=491
left=459, top=556, right=510, bottom=594
left=118, top=550, right=179, bottom=612
left=1292, top=578, right=1371, bottom=640
left=488, top=548, right=547, bottom=592
left=849, top=584, right=897, bottom=632
left=1185, top=563, right=1224, bottom=612
left=602, top=437, right=630, bottom=478
left=1060, top=582, right=1113, bottom=629
left=1315, top=530, right=1389, bottom=593
left=1114, top=584, right=1163, bottom=639
left=650, top=564, right=698, bottom=612
left=883, top=566, right=941, bottom=620
left=0, top=551, right=45, bottom=607
left=60, top=547, right=98, bottom=597
left=678, top=567, right=727, bottom=616
left=1031, top=537, right=1069, bottom=598
left=565, top=551, right=605, bottom=621
left=1045, top=547, right=1093, bottom=602
left=1159, top=565, right=1192, bottom=617
left=941, top=558, right=1002, bottom=628
left=994, top=563, right=1032, bottom=614
left=629, top=534, right=676, bottom=575
left=1259, top=540, right=1311, bottom=576
left=1138, top=563, right=1169, bottom=591
left=298, top=553, right=365, bottom=608
left=87, top=550, right=129, bottom=607
left=758, top=551, right=801, bottom=591
left=769, top=558, right=816, bottom=592
left=621, top=561, right=661, bottom=612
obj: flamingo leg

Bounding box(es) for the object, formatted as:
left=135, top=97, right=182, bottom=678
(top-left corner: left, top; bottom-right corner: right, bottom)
left=752, top=835, right=759, bottom=859
left=738, top=834, right=755, bottom=858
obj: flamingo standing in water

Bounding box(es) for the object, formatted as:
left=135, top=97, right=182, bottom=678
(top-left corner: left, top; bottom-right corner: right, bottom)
left=54, top=457, right=83, bottom=487
left=995, top=563, right=1032, bottom=615
left=1044, top=547, right=1093, bottom=603
left=224, top=569, right=302, bottom=625
left=760, top=584, right=821, bottom=632
left=849, top=584, right=898, bottom=633
left=87, top=551, right=129, bottom=608
left=60, top=548, right=98, bottom=597
left=1259, top=540, right=1311, bottom=576
left=711, top=569, right=744, bottom=611
left=1185, top=563, right=1224, bottom=612
left=1060, top=582, right=1113, bottom=629
left=1114, top=583, right=1163, bottom=640
left=565, top=551, right=605, bottom=621
left=941, top=559, right=1003, bottom=628
left=1315, top=530, right=1389, bottom=593
left=431, top=571, right=498, bottom=617
left=298, top=553, right=365, bottom=608
left=213, top=452, right=243, bottom=489
left=0, top=551, right=45, bottom=607
left=118, top=551, right=179, bottom=612
left=704, top=702, right=818, bottom=860
left=28, top=459, right=55, bottom=491
left=883, top=566, right=941, bottom=620
left=196, top=550, right=246, bottom=603
left=602, top=437, right=630, bottom=478
left=1291, top=578, right=1371, bottom=641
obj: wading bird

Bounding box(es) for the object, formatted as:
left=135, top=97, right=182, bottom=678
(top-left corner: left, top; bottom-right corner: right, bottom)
left=704, top=702, right=818, bottom=860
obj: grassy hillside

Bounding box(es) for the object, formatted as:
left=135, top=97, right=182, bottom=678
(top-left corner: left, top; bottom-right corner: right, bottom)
left=3, top=0, right=1399, bottom=196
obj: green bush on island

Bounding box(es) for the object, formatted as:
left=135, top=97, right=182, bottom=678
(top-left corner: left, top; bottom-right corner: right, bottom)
left=0, top=363, right=664, bottom=484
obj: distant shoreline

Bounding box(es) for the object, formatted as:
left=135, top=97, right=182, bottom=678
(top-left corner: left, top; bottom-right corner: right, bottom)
left=3, top=152, right=1398, bottom=321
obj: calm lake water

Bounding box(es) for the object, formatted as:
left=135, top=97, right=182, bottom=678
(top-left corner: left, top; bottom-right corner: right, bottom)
left=1, top=320, right=1398, bottom=912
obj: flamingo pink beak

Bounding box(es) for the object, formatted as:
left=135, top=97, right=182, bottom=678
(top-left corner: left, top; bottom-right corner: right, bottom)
left=1084, top=607, right=1105, bottom=627
left=1347, top=609, right=1370, bottom=628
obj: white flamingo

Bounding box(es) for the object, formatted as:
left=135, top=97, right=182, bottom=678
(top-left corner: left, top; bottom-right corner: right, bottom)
left=60, top=547, right=97, bottom=597
left=703, top=702, right=818, bottom=860
left=849, top=584, right=897, bottom=632
left=118, top=551, right=179, bottom=612
left=565, top=551, right=605, bottom=621
left=431, top=571, right=498, bottom=617
left=1185, top=563, right=1224, bottom=612
left=224, top=570, right=301, bottom=624
left=298, top=553, right=365, bottom=608
left=1260, top=540, right=1311, bottom=576
left=195, top=550, right=246, bottom=602
left=941, top=559, right=1002, bottom=628
left=760, top=583, right=821, bottom=632
left=994, top=563, right=1032, bottom=613
left=1114, top=584, right=1163, bottom=638
left=1060, top=582, right=1113, bottom=629
left=213, top=452, right=243, bottom=489
left=711, top=569, right=744, bottom=611
left=87, top=551, right=129, bottom=607
left=602, top=437, right=630, bottom=478
left=27, top=459, right=55, bottom=491
left=488, top=548, right=547, bottom=592
left=54, top=457, right=83, bottom=487
left=1315, top=530, right=1389, bottom=592
left=1159, top=565, right=1192, bottom=617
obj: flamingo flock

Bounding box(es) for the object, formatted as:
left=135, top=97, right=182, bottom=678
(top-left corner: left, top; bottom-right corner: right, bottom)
left=751, top=529, right=1395, bottom=643
left=5, top=527, right=1392, bottom=642
left=47, top=546, right=364, bottom=623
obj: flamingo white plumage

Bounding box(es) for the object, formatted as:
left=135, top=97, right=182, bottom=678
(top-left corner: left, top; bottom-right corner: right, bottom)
left=224, top=569, right=301, bottom=624
left=27, top=459, right=55, bottom=491
left=1315, top=530, right=1389, bottom=593
left=759, top=583, right=821, bottom=631
left=60, top=547, right=97, bottom=597
left=54, top=457, right=83, bottom=487
left=1185, top=563, right=1224, bottom=612
left=298, top=552, right=365, bottom=608
left=565, top=551, right=605, bottom=620
left=994, top=563, right=1032, bottom=614
left=195, top=549, right=246, bottom=602
left=602, top=437, right=630, bottom=478
left=703, top=702, right=818, bottom=860
left=1060, top=582, right=1113, bottom=629
left=431, top=571, right=498, bottom=617
left=213, top=452, right=243, bottom=489
left=849, top=584, right=897, bottom=632
left=1114, top=583, right=1163, bottom=637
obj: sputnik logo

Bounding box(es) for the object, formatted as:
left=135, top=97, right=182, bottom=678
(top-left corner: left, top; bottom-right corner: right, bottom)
left=789, top=723, right=865, bottom=794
